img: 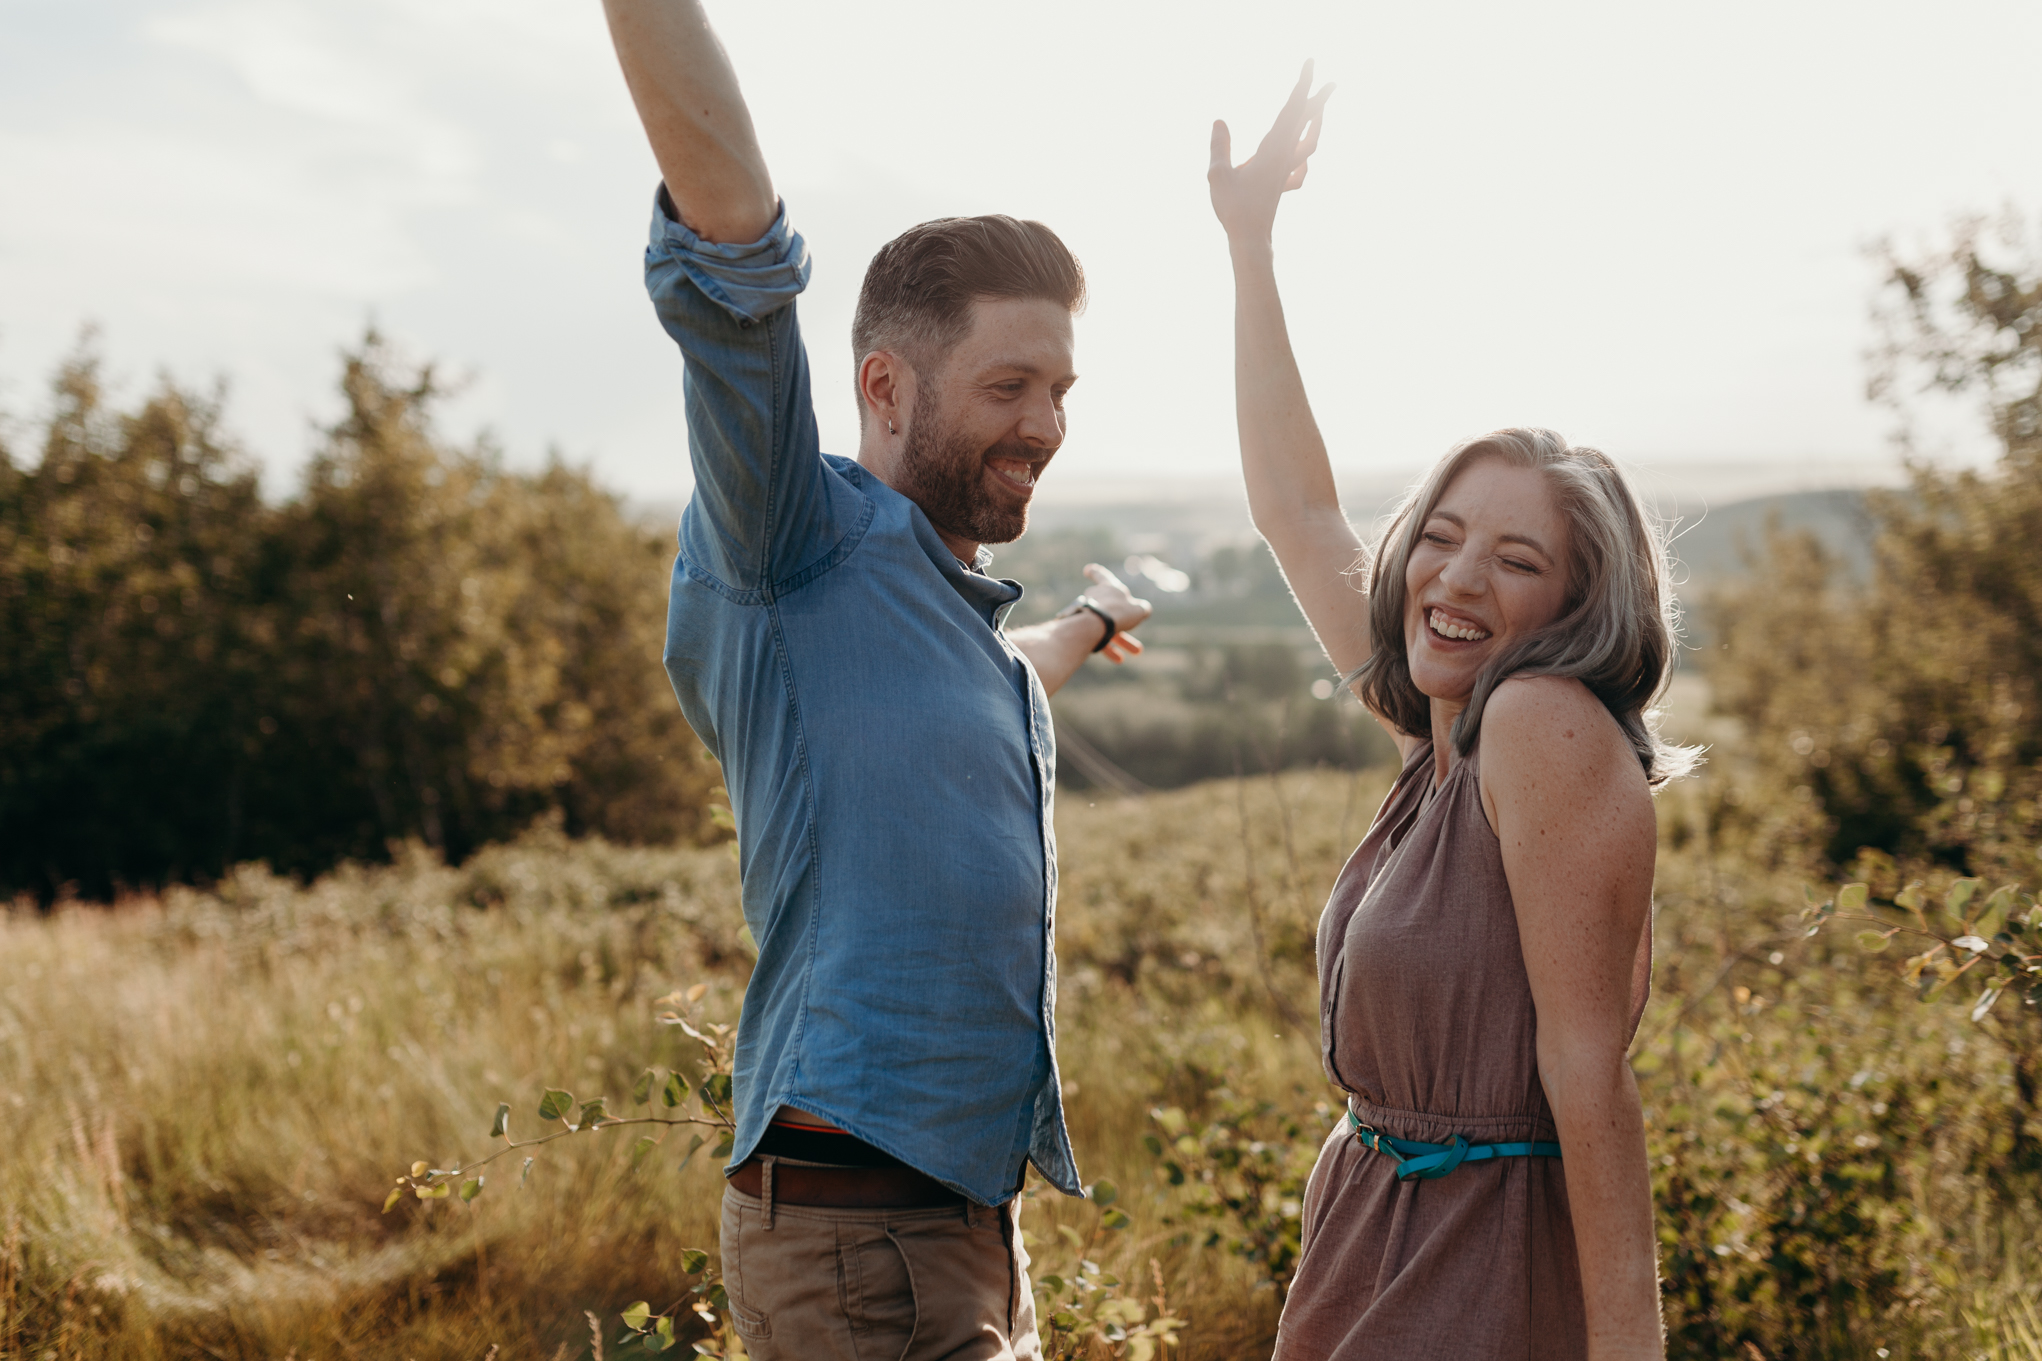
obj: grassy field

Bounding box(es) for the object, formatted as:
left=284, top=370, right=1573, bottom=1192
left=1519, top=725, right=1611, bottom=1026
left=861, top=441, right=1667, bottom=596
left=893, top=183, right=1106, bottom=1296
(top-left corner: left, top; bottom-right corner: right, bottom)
left=2, top=759, right=2038, bottom=1359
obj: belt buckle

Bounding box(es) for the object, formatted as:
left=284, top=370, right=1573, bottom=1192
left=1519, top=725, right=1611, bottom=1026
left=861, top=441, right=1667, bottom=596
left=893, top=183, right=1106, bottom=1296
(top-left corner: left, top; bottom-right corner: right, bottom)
left=1348, top=1114, right=1408, bottom=1172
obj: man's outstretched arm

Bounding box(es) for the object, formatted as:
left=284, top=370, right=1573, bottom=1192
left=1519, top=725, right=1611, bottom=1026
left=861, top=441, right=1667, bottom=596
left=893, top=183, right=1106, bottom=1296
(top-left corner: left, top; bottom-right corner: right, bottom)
left=602, top=0, right=776, bottom=243
left=1010, top=564, right=1152, bottom=697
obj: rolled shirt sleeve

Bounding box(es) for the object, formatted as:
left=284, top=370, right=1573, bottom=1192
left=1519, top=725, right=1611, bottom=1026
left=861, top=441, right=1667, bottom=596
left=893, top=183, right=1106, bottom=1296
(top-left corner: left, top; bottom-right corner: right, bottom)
left=647, top=186, right=812, bottom=325
left=645, top=187, right=860, bottom=594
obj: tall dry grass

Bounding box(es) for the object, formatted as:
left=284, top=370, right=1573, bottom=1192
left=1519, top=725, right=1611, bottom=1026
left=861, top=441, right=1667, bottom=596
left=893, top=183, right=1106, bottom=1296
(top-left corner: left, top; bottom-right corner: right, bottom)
left=2, top=764, right=2038, bottom=1358
left=0, top=773, right=1363, bottom=1359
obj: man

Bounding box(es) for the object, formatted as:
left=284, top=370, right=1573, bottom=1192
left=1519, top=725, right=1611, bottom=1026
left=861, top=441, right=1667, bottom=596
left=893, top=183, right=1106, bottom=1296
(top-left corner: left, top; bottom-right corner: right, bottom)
left=599, top=4, right=1152, bottom=1357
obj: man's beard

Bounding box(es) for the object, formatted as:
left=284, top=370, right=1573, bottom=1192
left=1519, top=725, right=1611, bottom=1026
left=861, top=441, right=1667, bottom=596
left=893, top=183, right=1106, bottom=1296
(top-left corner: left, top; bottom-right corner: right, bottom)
left=894, top=386, right=1034, bottom=546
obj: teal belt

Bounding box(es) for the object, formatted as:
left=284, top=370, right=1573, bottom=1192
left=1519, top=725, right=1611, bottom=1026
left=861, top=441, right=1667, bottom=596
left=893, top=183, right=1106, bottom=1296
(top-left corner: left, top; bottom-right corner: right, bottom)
left=1346, top=1106, right=1561, bottom=1181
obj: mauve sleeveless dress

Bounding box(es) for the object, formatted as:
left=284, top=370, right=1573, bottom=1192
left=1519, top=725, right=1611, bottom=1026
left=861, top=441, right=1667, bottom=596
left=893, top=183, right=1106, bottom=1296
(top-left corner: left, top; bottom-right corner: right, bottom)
left=1274, top=736, right=1647, bottom=1361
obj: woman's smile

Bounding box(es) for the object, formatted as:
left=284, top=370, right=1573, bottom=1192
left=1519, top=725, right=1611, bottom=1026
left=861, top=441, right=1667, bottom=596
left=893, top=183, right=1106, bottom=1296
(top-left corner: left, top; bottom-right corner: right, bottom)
left=1401, top=457, right=1571, bottom=707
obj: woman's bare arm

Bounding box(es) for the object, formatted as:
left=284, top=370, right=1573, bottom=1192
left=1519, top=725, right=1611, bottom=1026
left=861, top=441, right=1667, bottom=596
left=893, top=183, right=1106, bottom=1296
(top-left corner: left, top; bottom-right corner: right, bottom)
left=1482, top=677, right=1665, bottom=1361
left=601, top=0, right=776, bottom=243
left=1209, top=69, right=1374, bottom=689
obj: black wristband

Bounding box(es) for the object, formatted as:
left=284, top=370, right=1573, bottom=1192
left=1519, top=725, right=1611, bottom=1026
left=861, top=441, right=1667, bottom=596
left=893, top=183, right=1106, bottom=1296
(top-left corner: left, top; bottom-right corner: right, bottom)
left=1069, top=596, right=1117, bottom=652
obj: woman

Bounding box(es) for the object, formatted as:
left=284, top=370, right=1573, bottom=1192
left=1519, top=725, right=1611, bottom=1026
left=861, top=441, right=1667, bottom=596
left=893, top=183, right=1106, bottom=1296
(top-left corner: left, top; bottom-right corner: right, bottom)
left=1209, top=67, right=1695, bottom=1361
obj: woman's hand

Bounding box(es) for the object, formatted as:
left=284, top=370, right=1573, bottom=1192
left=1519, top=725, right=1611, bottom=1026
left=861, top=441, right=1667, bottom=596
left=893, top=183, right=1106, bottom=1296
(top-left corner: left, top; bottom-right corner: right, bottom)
left=1208, top=61, right=1334, bottom=246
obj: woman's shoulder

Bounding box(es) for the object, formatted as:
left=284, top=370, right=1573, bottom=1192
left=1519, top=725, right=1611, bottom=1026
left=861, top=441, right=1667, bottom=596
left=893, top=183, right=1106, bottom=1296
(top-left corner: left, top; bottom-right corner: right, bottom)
left=1479, top=677, right=1640, bottom=790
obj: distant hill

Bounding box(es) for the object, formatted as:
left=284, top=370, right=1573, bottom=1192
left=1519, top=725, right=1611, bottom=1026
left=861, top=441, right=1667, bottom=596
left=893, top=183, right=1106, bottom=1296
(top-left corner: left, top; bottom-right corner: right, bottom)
left=1665, top=488, right=1872, bottom=586
left=634, top=483, right=1879, bottom=625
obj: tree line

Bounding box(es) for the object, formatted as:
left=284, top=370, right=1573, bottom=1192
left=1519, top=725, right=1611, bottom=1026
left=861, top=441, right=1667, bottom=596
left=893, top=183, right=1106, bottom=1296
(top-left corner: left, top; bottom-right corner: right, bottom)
left=0, top=333, right=722, bottom=902
left=1709, top=215, right=2042, bottom=887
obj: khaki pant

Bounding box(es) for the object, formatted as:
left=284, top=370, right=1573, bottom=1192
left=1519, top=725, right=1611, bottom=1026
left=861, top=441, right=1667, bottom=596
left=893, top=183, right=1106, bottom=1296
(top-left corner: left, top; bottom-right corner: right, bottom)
left=718, top=1173, right=1040, bottom=1361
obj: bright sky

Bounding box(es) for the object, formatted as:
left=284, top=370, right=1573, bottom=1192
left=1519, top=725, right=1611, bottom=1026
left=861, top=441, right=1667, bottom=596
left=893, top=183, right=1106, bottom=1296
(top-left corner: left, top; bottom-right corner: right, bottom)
left=3, top=0, right=2036, bottom=505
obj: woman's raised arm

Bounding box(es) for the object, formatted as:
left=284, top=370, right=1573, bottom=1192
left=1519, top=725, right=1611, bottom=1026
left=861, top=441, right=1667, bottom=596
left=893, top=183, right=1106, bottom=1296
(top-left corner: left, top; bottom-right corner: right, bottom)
left=1209, top=67, right=1371, bottom=681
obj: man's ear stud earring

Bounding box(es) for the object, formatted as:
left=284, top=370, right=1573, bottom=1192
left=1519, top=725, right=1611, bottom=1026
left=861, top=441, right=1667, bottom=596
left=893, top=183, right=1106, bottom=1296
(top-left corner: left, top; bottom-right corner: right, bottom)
left=889, top=419, right=896, bottom=435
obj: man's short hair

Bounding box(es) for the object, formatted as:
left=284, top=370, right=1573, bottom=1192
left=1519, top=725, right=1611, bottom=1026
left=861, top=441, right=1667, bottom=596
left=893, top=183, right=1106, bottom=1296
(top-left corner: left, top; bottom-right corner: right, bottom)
left=852, top=216, right=1086, bottom=420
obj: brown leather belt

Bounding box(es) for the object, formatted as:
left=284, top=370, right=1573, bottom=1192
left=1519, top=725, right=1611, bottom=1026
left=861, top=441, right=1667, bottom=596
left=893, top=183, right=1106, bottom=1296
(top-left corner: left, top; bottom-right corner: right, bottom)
left=728, top=1157, right=964, bottom=1209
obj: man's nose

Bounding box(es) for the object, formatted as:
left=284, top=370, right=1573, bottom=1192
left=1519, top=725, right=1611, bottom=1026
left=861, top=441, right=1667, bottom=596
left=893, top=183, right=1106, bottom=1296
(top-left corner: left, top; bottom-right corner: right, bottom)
left=1016, top=390, right=1065, bottom=448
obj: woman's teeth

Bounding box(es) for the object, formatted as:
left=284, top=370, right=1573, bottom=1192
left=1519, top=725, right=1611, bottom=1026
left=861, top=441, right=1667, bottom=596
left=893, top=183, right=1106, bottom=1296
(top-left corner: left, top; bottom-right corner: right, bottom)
left=1429, top=609, right=1489, bottom=641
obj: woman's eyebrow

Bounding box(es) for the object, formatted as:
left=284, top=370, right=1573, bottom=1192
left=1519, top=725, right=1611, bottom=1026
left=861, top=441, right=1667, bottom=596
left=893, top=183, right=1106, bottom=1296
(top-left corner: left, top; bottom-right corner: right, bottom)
left=1497, top=531, right=1553, bottom=559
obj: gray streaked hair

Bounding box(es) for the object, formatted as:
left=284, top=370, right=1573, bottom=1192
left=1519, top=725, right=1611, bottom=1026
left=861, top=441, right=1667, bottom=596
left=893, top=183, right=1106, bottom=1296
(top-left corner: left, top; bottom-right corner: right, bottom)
left=1346, top=428, right=1701, bottom=788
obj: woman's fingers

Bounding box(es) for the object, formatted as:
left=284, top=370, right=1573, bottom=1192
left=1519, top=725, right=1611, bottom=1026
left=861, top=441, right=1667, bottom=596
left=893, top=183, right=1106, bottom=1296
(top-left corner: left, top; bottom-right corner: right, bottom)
left=1297, top=89, right=1332, bottom=160
left=1262, top=69, right=1315, bottom=156
left=1278, top=87, right=1332, bottom=192
left=1209, top=119, right=1233, bottom=177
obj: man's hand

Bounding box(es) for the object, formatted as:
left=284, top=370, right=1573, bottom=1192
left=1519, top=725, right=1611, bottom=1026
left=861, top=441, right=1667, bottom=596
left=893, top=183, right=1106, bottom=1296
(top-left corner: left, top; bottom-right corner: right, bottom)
left=602, top=0, right=777, bottom=243
left=1007, top=564, right=1154, bottom=697
left=1076, top=563, right=1152, bottom=664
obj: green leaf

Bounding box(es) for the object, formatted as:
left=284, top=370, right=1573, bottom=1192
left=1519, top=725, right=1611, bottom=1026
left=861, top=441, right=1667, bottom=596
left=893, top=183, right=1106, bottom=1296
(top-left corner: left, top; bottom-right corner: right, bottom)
left=538, top=1088, right=575, bottom=1121
left=621, top=1301, right=652, bottom=1331
left=656, top=1315, right=676, bottom=1345
left=701, top=1074, right=733, bottom=1112
left=382, top=1186, right=404, bottom=1213
left=680, top=1247, right=710, bottom=1275
left=1835, top=883, right=1869, bottom=914
left=1089, top=1179, right=1118, bottom=1208
left=632, top=1135, right=658, bottom=1166
left=1101, top=1208, right=1133, bottom=1230
left=489, top=1102, right=510, bottom=1138
left=459, top=1177, right=484, bottom=1202
left=662, top=1072, right=689, bottom=1108
left=578, top=1098, right=609, bottom=1129
left=632, top=1069, right=657, bottom=1105
left=1977, top=886, right=2015, bottom=938
left=1038, top=1274, right=1065, bottom=1294
left=1141, top=1134, right=1163, bottom=1157
left=706, top=1282, right=727, bottom=1309
left=712, top=1129, right=735, bottom=1159
left=1946, top=878, right=1981, bottom=926
left=1855, top=930, right=1892, bottom=953
left=676, top=1132, right=707, bottom=1173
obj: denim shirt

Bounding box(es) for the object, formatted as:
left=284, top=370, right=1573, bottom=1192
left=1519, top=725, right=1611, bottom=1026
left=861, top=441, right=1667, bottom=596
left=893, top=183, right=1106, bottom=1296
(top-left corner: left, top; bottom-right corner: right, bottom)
left=643, top=190, right=1081, bottom=1206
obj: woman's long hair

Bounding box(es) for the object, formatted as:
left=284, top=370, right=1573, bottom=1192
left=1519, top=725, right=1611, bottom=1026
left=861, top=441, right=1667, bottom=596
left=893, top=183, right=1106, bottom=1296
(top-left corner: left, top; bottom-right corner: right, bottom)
left=1346, top=428, right=1701, bottom=788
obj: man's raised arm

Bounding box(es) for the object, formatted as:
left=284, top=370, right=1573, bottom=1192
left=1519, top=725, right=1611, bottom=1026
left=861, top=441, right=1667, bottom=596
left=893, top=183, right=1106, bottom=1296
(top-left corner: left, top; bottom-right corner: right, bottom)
left=601, top=0, right=776, bottom=243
